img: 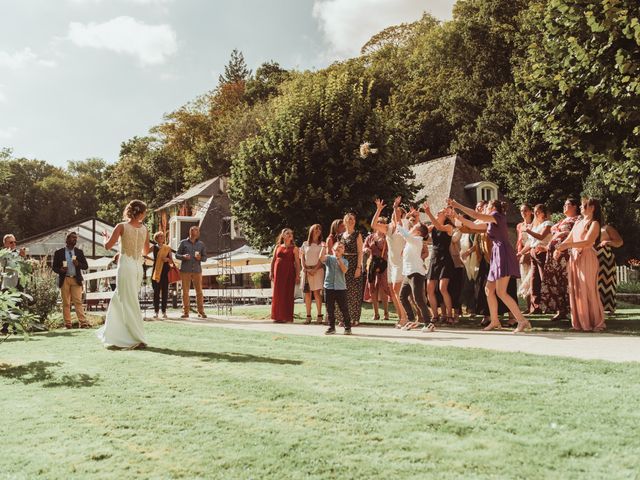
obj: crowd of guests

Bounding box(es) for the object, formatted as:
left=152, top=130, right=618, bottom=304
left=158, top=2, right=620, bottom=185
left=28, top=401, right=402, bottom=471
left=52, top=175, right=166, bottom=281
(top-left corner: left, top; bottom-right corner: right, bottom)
left=269, top=196, right=624, bottom=335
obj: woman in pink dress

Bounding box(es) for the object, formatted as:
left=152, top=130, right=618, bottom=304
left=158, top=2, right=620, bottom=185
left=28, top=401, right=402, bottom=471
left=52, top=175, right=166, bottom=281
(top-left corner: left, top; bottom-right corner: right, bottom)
left=270, top=228, right=300, bottom=323
left=555, top=198, right=605, bottom=331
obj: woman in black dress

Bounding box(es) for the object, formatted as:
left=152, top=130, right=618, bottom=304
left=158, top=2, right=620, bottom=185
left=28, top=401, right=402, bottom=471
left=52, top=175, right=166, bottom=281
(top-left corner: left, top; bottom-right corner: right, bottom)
left=336, top=213, right=364, bottom=327
left=423, top=203, right=455, bottom=323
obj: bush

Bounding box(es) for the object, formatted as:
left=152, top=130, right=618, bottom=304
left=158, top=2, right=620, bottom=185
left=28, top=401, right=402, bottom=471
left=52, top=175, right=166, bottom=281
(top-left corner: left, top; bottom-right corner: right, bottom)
left=24, top=258, right=60, bottom=323
left=0, top=289, right=39, bottom=340
left=618, top=282, right=640, bottom=294
left=250, top=272, right=267, bottom=288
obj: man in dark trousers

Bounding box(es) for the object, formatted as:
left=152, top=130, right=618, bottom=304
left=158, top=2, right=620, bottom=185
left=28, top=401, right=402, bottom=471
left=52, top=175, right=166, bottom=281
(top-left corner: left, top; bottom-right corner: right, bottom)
left=52, top=232, right=89, bottom=329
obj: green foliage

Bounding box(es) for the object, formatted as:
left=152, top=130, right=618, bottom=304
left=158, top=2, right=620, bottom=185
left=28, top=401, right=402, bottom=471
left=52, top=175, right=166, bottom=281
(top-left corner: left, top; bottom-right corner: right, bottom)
left=245, top=61, right=290, bottom=105
left=23, top=258, right=60, bottom=322
left=513, top=0, right=640, bottom=196
left=0, top=289, right=38, bottom=340
left=618, top=282, right=640, bottom=294
left=250, top=272, right=267, bottom=288
left=218, top=49, right=251, bottom=85
left=230, top=68, right=415, bottom=249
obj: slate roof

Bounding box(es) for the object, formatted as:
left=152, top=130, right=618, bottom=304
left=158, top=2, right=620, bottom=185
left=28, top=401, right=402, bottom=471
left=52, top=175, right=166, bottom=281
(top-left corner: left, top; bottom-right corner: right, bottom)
left=410, top=155, right=519, bottom=224
left=155, top=177, right=222, bottom=212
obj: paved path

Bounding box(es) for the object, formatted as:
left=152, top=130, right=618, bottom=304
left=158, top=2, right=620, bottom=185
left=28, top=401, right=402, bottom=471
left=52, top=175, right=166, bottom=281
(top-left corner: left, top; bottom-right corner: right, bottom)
left=162, top=314, right=640, bottom=363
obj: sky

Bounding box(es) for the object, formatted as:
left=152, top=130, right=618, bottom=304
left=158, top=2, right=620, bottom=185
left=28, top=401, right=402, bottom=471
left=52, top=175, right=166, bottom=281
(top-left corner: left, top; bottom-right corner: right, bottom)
left=0, top=0, right=455, bottom=168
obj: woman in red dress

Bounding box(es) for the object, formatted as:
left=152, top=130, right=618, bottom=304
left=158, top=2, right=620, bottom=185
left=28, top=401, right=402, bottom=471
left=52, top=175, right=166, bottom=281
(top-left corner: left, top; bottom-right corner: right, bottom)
left=270, top=228, right=300, bottom=323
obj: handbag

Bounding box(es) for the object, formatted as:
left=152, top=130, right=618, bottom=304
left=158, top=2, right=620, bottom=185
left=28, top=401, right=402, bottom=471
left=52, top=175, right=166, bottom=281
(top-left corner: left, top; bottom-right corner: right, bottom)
left=367, top=237, right=388, bottom=284
left=168, top=264, right=181, bottom=284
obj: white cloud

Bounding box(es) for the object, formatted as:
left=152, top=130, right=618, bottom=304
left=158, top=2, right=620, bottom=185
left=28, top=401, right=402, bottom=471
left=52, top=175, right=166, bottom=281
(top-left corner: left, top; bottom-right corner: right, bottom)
left=68, top=16, right=177, bottom=66
left=0, top=127, right=18, bottom=140
left=0, top=85, right=6, bottom=103
left=312, top=0, right=454, bottom=59
left=0, top=48, right=56, bottom=70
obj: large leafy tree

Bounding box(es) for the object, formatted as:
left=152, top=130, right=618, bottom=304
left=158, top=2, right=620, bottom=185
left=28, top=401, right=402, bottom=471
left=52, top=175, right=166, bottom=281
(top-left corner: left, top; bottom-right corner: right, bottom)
left=230, top=68, right=415, bottom=249
left=515, top=0, right=640, bottom=197
left=389, top=0, right=535, bottom=166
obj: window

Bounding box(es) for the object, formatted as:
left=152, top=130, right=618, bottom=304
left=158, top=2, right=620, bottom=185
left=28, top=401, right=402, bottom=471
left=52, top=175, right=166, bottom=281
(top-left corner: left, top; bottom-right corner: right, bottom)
left=481, top=187, right=496, bottom=201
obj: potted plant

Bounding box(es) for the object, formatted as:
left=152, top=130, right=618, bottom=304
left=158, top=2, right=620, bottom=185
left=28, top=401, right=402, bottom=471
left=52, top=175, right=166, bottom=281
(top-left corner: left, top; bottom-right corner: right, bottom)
left=217, top=274, right=229, bottom=287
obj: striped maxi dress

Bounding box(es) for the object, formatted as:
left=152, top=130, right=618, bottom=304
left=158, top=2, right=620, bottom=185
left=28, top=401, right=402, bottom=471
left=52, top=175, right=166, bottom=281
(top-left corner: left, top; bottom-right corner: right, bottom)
left=596, top=245, right=617, bottom=312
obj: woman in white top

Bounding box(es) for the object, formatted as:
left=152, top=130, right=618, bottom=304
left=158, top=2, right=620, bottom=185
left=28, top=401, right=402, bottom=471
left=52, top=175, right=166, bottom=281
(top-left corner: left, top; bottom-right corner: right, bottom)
left=300, top=224, right=324, bottom=324
left=398, top=203, right=435, bottom=333
left=520, top=203, right=553, bottom=313
left=387, top=197, right=408, bottom=326
left=98, top=200, right=150, bottom=349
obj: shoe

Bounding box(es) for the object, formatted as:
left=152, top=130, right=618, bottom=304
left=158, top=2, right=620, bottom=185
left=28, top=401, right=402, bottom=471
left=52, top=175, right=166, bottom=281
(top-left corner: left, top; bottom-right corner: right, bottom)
left=421, top=323, right=436, bottom=333
left=324, top=327, right=336, bottom=335
left=198, top=313, right=207, bottom=319
left=64, top=324, right=73, bottom=329
left=344, top=328, right=352, bottom=335
left=79, top=324, right=91, bottom=329
left=316, top=315, right=324, bottom=324
left=304, top=316, right=312, bottom=325
left=162, top=313, right=168, bottom=319
left=153, top=312, right=159, bottom=319
left=180, top=314, right=189, bottom=319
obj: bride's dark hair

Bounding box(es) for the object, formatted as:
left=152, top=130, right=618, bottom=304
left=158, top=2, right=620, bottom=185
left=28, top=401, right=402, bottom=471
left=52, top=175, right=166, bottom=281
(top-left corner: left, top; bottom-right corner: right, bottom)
left=123, top=200, right=147, bottom=221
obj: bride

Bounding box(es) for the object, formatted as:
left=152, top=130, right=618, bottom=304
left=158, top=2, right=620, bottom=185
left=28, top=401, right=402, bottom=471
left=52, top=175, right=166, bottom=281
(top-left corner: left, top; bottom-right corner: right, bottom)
left=97, top=200, right=150, bottom=349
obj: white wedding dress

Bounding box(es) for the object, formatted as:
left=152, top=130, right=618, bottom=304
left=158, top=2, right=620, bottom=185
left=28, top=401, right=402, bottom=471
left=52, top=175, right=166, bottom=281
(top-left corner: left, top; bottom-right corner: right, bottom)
left=97, top=222, right=147, bottom=347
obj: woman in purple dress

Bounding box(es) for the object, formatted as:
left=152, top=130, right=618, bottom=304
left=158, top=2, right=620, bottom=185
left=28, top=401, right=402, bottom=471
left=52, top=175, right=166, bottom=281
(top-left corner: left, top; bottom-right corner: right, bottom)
left=448, top=198, right=531, bottom=333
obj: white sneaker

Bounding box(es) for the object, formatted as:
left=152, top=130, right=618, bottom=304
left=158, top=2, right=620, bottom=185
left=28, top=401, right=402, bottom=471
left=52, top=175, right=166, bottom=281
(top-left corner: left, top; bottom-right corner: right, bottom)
left=421, top=323, right=436, bottom=333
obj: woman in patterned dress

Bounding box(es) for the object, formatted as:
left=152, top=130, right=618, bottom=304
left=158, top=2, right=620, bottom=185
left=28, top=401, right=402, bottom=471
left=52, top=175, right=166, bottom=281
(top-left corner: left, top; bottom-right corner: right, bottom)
left=365, top=199, right=391, bottom=321
left=539, top=198, right=580, bottom=321
left=596, top=224, right=623, bottom=313
left=336, top=213, right=364, bottom=327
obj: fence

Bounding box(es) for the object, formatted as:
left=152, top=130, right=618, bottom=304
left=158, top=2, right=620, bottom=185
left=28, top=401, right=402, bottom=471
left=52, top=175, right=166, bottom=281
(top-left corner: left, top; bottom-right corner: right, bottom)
left=82, top=264, right=272, bottom=309
left=617, top=266, right=639, bottom=284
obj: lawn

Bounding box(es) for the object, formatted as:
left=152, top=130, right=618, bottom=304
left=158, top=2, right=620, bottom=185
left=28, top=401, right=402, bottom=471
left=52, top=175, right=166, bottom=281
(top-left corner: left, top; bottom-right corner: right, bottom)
left=1, top=323, right=640, bottom=479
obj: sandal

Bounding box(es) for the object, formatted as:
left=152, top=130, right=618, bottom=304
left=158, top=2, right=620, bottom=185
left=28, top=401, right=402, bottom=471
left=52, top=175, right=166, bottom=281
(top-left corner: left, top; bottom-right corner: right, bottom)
left=316, top=314, right=324, bottom=324
left=304, top=316, right=312, bottom=325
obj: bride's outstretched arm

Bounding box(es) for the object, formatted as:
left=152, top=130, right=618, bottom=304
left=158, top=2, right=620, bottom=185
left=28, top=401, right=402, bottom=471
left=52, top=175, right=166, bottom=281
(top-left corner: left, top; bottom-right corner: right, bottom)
left=103, top=224, right=123, bottom=251
left=143, top=230, right=151, bottom=256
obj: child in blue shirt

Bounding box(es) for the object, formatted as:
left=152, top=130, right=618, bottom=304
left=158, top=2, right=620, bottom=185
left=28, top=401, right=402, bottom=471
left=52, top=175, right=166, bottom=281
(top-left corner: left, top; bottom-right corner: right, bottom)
left=321, top=241, right=352, bottom=335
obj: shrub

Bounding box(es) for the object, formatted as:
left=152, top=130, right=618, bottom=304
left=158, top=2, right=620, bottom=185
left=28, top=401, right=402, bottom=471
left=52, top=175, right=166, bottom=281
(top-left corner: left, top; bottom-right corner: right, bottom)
left=250, top=272, right=267, bottom=288
left=0, top=289, right=39, bottom=341
left=24, top=258, right=60, bottom=323
left=618, top=282, right=640, bottom=294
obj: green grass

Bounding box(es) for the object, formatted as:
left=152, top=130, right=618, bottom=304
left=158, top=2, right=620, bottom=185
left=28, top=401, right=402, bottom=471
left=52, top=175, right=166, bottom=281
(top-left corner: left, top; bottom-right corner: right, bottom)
left=1, top=323, right=640, bottom=479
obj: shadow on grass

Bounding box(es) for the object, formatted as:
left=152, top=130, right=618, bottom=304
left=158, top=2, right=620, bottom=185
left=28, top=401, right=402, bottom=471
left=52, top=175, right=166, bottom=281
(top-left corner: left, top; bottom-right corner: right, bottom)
left=0, top=361, right=101, bottom=388
left=143, top=346, right=303, bottom=365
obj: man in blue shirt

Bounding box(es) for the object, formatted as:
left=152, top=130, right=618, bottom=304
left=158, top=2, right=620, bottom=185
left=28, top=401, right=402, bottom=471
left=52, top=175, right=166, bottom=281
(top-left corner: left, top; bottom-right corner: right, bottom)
left=176, top=226, right=208, bottom=319
left=52, top=232, right=89, bottom=329
left=321, top=241, right=351, bottom=335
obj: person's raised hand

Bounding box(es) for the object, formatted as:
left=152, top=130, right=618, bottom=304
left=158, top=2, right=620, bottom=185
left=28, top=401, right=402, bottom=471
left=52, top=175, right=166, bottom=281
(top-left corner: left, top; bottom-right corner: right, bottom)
left=393, top=196, right=401, bottom=209
left=374, top=198, right=385, bottom=211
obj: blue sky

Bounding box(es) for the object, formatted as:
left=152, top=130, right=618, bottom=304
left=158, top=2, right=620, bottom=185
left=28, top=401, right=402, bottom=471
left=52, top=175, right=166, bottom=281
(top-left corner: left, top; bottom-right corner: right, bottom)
left=0, top=0, right=455, bottom=167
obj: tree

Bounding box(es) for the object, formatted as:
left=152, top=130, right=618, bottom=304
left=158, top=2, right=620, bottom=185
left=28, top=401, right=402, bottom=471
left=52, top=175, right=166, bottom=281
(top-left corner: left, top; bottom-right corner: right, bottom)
left=218, top=49, right=251, bottom=86
left=389, top=0, right=535, bottom=166
left=245, top=61, right=289, bottom=105
left=230, top=68, right=416, bottom=249
left=514, top=0, right=640, bottom=197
